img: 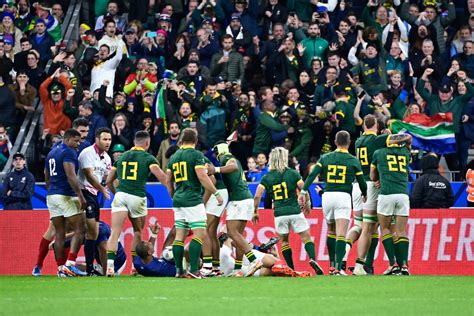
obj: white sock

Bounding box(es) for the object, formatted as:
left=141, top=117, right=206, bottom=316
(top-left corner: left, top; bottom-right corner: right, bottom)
left=65, top=260, right=75, bottom=266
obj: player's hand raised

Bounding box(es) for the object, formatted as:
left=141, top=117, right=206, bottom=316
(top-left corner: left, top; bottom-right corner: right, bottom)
left=374, top=180, right=381, bottom=189
left=149, top=222, right=161, bottom=234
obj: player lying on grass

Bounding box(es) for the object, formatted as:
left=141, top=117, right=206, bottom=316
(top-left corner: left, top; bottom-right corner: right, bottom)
left=134, top=223, right=177, bottom=277
left=47, top=221, right=127, bottom=276
left=253, top=147, right=323, bottom=275
left=218, top=232, right=310, bottom=277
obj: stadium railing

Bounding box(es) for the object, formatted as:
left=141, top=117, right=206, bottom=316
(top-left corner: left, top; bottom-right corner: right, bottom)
left=0, top=0, right=82, bottom=181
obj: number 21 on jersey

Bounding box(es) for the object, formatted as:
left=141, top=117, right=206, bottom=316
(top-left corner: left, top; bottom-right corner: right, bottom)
left=273, top=182, right=288, bottom=200
left=172, top=161, right=188, bottom=182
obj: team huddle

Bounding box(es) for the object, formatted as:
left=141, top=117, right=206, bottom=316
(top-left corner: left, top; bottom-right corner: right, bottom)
left=40, top=114, right=412, bottom=278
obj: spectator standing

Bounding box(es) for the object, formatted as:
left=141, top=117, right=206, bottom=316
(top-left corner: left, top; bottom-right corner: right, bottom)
left=95, top=0, right=127, bottom=33
left=210, top=35, right=244, bottom=83
left=1, top=152, right=35, bottom=210
left=90, top=36, right=124, bottom=97
left=29, top=18, right=56, bottom=67
left=253, top=99, right=294, bottom=156
left=156, top=121, right=180, bottom=170
left=39, top=68, right=73, bottom=135
left=410, top=154, right=454, bottom=209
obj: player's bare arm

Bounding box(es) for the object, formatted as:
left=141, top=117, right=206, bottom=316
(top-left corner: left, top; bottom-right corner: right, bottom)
left=84, top=167, right=110, bottom=200
left=253, top=184, right=265, bottom=224
left=370, top=164, right=379, bottom=182
left=387, top=133, right=412, bottom=146
left=64, top=162, right=86, bottom=209
left=106, top=167, right=118, bottom=195
left=196, top=167, right=223, bottom=205
left=148, top=222, right=161, bottom=244
left=44, top=168, right=49, bottom=189
left=297, top=179, right=311, bottom=215
left=165, top=169, right=175, bottom=198
left=150, top=164, right=168, bottom=185
left=210, top=158, right=238, bottom=175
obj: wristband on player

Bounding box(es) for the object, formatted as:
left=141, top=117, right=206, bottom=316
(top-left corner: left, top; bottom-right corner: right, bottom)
left=213, top=191, right=221, bottom=198
left=300, top=190, right=307, bottom=196
left=150, top=232, right=157, bottom=238
left=214, top=167, right=221, bottom=173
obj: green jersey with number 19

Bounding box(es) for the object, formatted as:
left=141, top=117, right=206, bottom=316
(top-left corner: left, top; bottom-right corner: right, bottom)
left=259, top=168, right=303, bottom=217
left=219, top=153, right=253, bottom=201
left=355, top=132, right=389, bottom=181
left=371, top=146, right=411, bottom=195
left=114, top=147, right=159, bottom=198
left=302, top=149, right=367, bottom=195
left=167, top=145, right=207, bottom=208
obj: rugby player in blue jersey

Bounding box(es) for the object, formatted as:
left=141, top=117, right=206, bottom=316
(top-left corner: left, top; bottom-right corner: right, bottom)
left=45, top=129, right=87, bottom=277
left=133, top=223, right=177, bottom=277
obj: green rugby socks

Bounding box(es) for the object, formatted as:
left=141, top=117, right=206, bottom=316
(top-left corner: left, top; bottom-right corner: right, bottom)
left=382, top=234, right=396, bottom=266
left=172, top=241, right=185, bottom=274
left=282, top=244, right=294, bottom=269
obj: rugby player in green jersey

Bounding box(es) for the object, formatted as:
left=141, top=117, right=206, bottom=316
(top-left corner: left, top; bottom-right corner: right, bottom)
left=253, top=147, right=324, bottom=275
left=105, top=131, right=169, bottom=277
left=371, top=138, right=412, bottom=276
left=352, top=115, right=411, bottom=275
left=298, top=131, right=367, bottom=275
left=210, top=142, right=263, bottom=277
left=166, top=128, right=223, bottom=278
left=202, top=156, right=229, bottom=276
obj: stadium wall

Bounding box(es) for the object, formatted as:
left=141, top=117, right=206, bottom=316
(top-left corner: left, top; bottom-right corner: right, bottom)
left=0, top=182, right=471, bottom=209
left=1, top=209, right=473, bottom=275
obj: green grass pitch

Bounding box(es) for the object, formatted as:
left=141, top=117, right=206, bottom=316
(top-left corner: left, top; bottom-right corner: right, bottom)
left=1, top=276, right=473, bottom=315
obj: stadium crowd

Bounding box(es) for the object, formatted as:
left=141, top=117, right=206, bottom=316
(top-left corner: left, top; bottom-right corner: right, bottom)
left=1, top=0, right=474, bottom=183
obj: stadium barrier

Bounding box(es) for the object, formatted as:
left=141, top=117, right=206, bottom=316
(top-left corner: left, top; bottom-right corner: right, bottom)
left=0, top=182, right=471, bottom=209
left=1, top=209, right=473, bottom=275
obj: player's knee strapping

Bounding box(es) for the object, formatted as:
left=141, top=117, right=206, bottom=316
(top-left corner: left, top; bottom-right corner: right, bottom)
left=189, top=221, right=207, bottom=230
left=354, top=215, right=363, bottom=228
left=175, top=220, right=189, bottom=230
left=363, top=214, right=378, bottom=223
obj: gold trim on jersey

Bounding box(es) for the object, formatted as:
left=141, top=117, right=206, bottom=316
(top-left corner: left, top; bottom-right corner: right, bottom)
left=335, top=149, right=349, bottom=153
left=180, top=145, right=195, bottom=149
left=130, top=147, right=145, bottom=151
left=362, top=132, right=377, bottom=136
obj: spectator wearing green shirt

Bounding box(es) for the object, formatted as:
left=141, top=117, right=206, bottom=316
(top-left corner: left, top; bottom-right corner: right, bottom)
left=300, top=22, right=329, bottom=69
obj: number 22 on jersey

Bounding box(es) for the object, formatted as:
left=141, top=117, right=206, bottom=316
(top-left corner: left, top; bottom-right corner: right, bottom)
left=172, top=161, right=188, bottom=182
left=387, top=155, right=406, bottom=172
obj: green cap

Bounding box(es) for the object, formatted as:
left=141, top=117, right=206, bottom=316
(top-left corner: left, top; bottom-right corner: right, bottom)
left=111, top=144, right=125, bottom=153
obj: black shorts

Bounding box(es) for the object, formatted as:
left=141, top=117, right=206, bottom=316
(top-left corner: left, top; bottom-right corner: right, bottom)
left=82, top=190, right=100, bottom=221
